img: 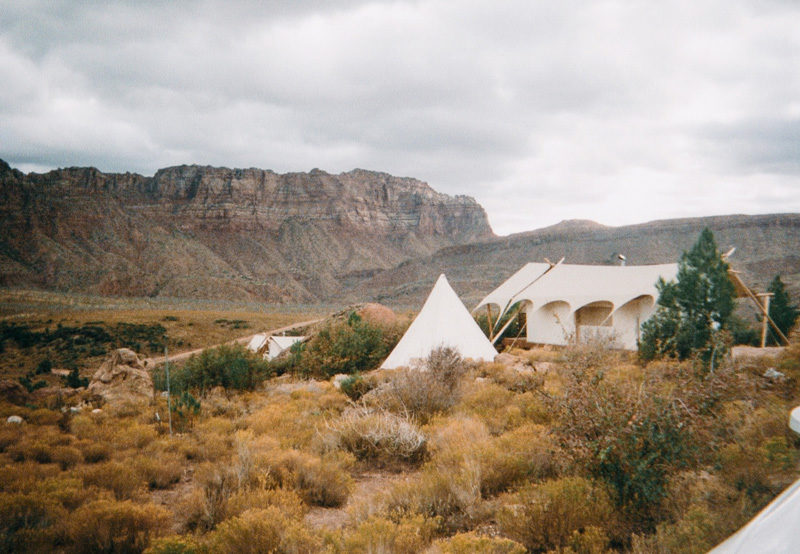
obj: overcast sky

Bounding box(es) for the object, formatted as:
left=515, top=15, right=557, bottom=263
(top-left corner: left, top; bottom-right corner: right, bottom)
left=1, top=1, right=799, bottom=235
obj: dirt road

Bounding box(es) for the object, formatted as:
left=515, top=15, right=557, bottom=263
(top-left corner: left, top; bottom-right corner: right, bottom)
left=145, top=318, right=322, bottom=366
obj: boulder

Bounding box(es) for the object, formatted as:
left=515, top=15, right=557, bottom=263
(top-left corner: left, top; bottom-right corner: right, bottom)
left=494, top=353, right=536, bottom=373
left=0, top=380, right=30, bottom=405
left=6, top=415, right=23, bottom=424
left=88, top=348, right=153, bottom=403
left=357, top=303, right=400, bottom=328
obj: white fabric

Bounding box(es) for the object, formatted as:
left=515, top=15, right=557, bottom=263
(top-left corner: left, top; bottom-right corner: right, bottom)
left=246, top=333, right=268, bottom=353
left=267, top=336, right=305, bottom=360
left=476, top=263, right=678, bottom=316
left=474, top=262, right=552, bottom=312
left=791, top=406, right=800, bottom=435
left=710, top=478, right=800, bottom=553
left=381, top=274, right=497, bottom=369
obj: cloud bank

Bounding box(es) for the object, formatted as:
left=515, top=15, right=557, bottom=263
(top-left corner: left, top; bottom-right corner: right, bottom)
left=1, top=0, right=799, bottom=234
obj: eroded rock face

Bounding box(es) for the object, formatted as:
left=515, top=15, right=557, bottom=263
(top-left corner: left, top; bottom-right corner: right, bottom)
left=88, top=348, right=153, bottom=403
left=0, top=161, right=493, bottom=302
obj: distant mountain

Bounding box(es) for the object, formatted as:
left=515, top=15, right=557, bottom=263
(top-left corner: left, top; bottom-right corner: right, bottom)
left=0, top=160, right=493, bottom=302
left=345, top=214, right=800, bottom=308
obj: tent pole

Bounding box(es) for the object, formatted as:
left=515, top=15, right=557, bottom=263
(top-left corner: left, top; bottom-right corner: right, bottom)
left=486, top=305, right=494, bottom=342
left=759, top=294, right=771, bottom=348
left=730, top=272, right=788, bottom=345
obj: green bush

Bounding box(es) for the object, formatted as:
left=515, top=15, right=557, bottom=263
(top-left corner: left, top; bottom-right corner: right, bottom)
left=300, top=312, right=389, bottom=377
left=157, top=344, right=271, bottom=394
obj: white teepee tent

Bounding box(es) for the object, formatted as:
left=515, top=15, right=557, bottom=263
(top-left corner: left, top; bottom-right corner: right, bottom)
left=709, top=406, right=800, bottom=553
left=381, top=274, right=497, bottom=369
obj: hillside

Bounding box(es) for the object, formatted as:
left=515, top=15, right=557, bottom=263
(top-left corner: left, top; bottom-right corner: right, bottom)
left=0, top=160, right=492, bottom=303
left=347, top=214, right=800, bottom=307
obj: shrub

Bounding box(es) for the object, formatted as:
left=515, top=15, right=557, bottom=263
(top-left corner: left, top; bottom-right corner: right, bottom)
left=325, top=405, right=427, bottom=465
left=427, top=532, right=526, bottom=554
left=299, top=312, right=389, bottom=377
left=81, top=441, right=112, bottom=463
left=159, top=344, right=271, bottom=394
left=144, top=535, right=202, bottom=554
left=67, top=499, right=170, bottom=553
left=365, top=347, right=467, bottom=424
left=333, top=514, right=438, bottom=554
left=205, top=507, right=320, bottom=554
left=339, top=373, right=372, bottom=401
left=0, top=492, right=67, bottom=552
left=479, top=424, right=565, bottom=496
left=51, top=445, right=83, bottom=470
left=496, top=477, right=614, bottom=553
left=135, top=454, right=184, bottom=490
left=35, top=358, right=53, bottom=375
left=263, top=450, right=353, bottom=508
left=81, top=461, right=144, bottom=500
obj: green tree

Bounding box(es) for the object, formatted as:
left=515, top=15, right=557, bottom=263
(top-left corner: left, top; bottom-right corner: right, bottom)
left=639, top=228, right=736, bottom=364
left=767, top=275, right=798, bottom=345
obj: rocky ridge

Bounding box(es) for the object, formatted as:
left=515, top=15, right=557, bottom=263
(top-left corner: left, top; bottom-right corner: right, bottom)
left=0, top=160, right=492, bottom=302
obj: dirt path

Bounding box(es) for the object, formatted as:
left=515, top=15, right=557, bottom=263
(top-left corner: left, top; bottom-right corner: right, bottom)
left=305, top=470, right=417, bottom=531
left=145, top=318, right=322, bottom=366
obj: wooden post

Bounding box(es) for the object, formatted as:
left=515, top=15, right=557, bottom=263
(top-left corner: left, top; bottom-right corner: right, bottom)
left=164, top=346, right=173, bottom=436
left=758, top=293, right=772, bottom=348
left=486, top=305, right=494, bottom=342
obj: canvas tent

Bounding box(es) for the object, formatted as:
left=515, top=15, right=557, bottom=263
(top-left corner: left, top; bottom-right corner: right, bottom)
left=381, top=274, right=497, bottom=369
left=475, top=262, right=679, bottom=350
left=267, top=335, right=305, bottom=361
left=246, top=333, right=268, bottom=353
left=709, top=406, right=800, bottom=553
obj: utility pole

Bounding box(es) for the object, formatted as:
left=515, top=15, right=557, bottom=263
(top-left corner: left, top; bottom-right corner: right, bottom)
left=165, top=345, right=173, bottom=436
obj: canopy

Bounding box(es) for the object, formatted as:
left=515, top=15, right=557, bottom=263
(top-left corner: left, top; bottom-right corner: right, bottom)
left=381, top=274, right=497, bottom=369
left=476, top=263, right=679, bottom=317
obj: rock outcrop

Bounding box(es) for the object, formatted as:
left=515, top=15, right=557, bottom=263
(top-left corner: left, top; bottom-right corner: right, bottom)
left=0, top=160, right=492, bottom=302
left=88, top=349, right=153, bottom=403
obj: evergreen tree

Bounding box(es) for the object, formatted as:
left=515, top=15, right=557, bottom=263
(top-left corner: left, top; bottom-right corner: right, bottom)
left=767, top=275, right=798, bottom=345
left=639, top=228, right=735, bottom=364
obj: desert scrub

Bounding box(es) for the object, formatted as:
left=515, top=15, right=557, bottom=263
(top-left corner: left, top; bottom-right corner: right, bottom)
left=0, top=491, right=67, bottom=552
left=205, top=507, right=320, bottom=554
left=365, top=347, right=467, bottom=424
left=324, top=405, right=427, bottom=465
left=427, top=532, right=526, bottom=554
left=81, top=461, right=144, bottom=500
left=497, top=476, right=615, bottom=553
left=259, top=449, right=353, bottom=507
left=134, top=453, right=184, bottom=490
left=68, top=499, right=170, bottom=553
left=330, top=514, right=438, bottom=554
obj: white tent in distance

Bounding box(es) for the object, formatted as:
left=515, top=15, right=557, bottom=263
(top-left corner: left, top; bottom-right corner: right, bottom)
left=381, top=274, right=497, bottom=370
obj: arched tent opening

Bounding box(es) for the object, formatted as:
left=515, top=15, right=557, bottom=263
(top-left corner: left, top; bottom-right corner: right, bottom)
left=574, top=301, right=614, bottom=344
left=612, top=295, right=656, bottom=349
left=527, top=300, right=572, bottom=346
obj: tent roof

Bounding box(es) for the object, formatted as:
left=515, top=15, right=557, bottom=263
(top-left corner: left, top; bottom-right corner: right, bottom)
left=246, top=334, right=268, bottom=352
left=476, top=262, right=679, bottom=315
left=381, top=274, right=497, bottom=369
left=269, top=336, right=305, bottom=349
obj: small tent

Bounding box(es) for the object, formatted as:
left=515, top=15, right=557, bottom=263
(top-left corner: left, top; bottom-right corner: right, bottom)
left=267, top=336, right=305, bottom=361
left=381, top=274, right=497, bottom=369
left=709, top=406, right=800, bottom=553
left=246, top=334, right=268, bottom=353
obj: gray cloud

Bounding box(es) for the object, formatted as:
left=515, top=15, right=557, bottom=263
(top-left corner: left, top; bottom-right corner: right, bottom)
left=1, top=0, right=799, bottom=235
